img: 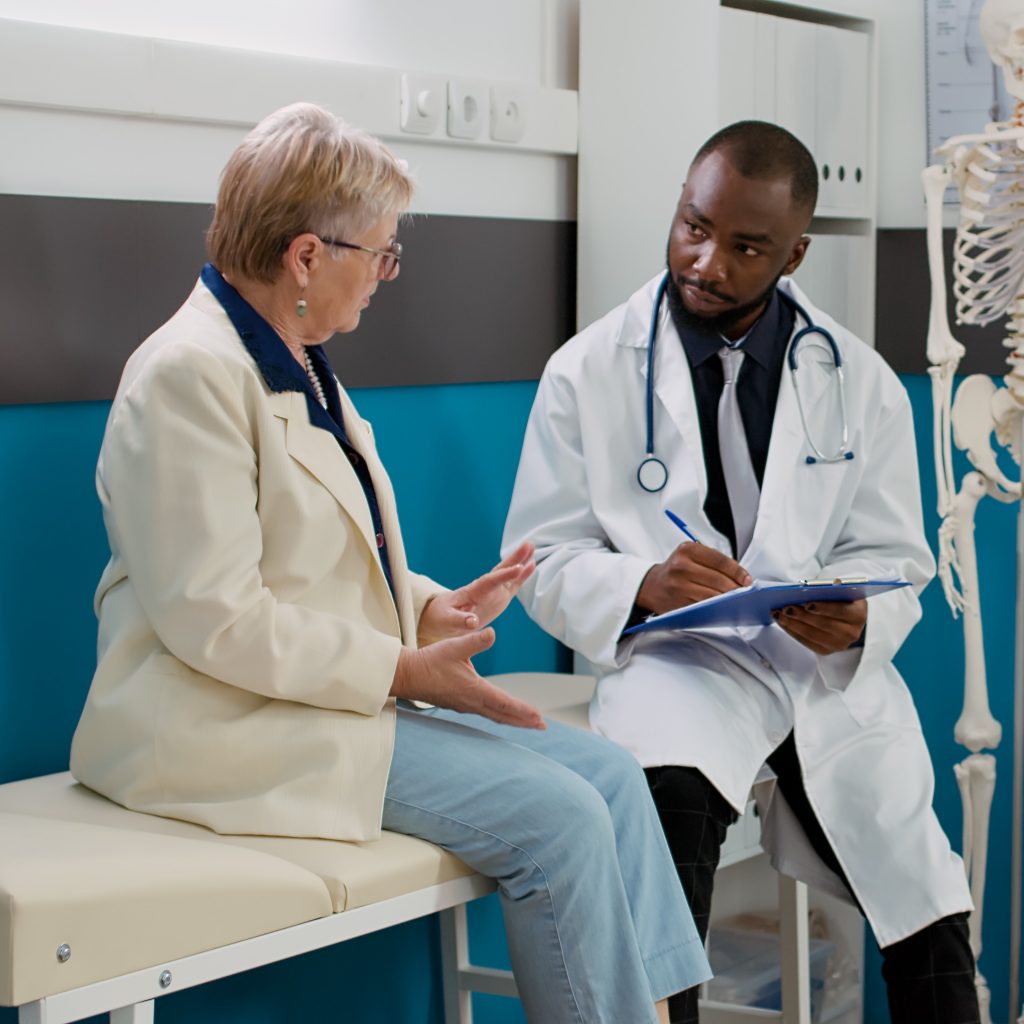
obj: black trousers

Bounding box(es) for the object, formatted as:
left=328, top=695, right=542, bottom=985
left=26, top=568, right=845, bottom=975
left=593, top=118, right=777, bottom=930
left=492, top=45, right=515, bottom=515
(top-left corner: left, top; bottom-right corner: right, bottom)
left=646, top=732, right=979, bottom=1024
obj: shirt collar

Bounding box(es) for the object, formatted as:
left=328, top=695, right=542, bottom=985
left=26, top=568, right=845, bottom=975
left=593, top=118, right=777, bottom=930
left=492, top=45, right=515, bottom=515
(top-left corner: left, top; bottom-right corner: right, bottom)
left=201, top=262, right=338, bottom=396
left=675, top=288, right=788, bottom=369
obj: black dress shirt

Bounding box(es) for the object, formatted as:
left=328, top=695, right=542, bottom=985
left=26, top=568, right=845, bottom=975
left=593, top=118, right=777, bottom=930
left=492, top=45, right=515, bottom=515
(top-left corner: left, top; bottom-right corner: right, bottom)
left=669, top=290, right=794, bottom=558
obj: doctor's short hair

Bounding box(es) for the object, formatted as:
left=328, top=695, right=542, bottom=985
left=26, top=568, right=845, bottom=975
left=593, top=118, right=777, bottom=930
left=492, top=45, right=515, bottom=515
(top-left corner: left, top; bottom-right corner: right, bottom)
left=207, top=102, right=414, bottom=283
left=693, top=120, right=819, bottom=216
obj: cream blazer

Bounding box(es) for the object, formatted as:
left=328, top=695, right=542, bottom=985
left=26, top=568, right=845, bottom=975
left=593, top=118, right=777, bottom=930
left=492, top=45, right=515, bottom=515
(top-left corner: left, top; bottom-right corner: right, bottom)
left=70, top=278, right=443, bottom=840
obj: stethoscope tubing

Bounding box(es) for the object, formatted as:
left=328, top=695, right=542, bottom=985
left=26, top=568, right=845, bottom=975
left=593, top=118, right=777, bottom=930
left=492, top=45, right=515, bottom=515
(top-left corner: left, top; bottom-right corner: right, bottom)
left=639, top=272, right=853, bottom=491
left=784, top=314, right=853, bottom=465
left=645, top=274, right=672, bottom=459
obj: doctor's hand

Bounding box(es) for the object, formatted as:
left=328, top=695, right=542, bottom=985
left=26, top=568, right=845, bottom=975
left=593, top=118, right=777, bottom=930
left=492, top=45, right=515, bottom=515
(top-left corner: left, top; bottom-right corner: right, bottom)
left=637, top=542, right=752, bottom=615
left=390, top=629, right=546, bottom=730
left=418, top=541, right=536, bottom=642
left=771, top=599, right=867, bottom=655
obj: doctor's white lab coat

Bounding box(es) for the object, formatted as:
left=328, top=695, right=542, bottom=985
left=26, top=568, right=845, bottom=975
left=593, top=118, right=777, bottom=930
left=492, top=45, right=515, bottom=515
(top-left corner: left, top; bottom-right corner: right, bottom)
left=503, top=274, right=971, bottom=947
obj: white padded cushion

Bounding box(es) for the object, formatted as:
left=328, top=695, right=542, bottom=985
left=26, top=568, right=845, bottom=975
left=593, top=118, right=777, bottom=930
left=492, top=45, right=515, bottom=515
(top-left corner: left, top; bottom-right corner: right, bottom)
left=486, top=672, right=595, bottom=731
left=0, top=811, right=331, bottom=1005
left=0, top=673, right=589, bottom=1006
left=0, top=774, right=475, bottom=916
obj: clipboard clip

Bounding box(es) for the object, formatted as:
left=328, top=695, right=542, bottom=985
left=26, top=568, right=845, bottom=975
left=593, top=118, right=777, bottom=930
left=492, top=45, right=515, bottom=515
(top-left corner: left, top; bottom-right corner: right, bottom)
left=799, top=575, right=870, bottom=586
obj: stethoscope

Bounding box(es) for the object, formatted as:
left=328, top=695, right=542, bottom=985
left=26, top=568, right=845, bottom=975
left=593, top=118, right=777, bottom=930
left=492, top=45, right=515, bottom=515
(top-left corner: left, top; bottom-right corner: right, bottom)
left=636, top=273, right=855, bottom=493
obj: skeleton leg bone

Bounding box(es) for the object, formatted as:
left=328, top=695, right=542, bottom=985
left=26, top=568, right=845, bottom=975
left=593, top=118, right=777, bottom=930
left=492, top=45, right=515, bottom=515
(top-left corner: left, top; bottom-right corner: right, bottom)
left=956, top=754, right=997, bottom=1024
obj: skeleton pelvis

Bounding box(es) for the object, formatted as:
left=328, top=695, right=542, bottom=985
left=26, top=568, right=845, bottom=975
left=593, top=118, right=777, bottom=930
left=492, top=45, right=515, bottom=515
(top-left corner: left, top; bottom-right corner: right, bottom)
left=953, top=373, right=1023, bottom=483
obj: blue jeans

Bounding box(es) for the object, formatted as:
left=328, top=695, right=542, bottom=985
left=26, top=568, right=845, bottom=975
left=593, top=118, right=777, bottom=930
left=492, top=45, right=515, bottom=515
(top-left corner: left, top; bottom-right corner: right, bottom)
left=383, top=706, right=711, bottom=1024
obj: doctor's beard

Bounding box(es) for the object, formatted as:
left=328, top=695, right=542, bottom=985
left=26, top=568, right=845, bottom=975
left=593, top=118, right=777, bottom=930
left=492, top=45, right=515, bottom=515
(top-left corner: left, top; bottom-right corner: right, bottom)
left=664, top=254, right=783, bottom=339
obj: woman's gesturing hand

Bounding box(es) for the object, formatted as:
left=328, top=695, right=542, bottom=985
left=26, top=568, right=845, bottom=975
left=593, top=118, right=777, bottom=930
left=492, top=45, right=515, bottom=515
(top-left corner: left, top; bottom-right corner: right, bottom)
left=391, top=629, right=545, bottom=730
left=418, top=541, right=536, bottom=641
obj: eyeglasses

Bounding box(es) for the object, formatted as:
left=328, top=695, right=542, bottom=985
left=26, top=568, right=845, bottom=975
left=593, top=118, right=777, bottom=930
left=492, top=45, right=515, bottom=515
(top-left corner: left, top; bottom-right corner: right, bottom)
left=318, top=236, right=402, bottom=281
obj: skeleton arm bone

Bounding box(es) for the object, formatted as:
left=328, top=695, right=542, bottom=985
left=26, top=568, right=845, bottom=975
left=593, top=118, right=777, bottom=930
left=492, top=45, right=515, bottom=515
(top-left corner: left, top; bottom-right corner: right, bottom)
left=924, top=164, right=966, bottom=370
left=923, top=163, right=965, bottom=613
left=924, top=163, right=964, bottom=500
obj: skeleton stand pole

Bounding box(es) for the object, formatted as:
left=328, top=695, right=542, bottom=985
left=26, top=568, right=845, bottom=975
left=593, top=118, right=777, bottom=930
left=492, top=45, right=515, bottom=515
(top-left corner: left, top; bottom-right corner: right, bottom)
left=1013, top=413, right=1024, bottom=1022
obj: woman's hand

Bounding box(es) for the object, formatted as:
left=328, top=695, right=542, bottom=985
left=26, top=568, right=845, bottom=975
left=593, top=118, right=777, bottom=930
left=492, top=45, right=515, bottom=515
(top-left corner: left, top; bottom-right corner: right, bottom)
left=418, top=541, right=536, bottom=642
left=390, top=629, right=545, bottom=729
left=400, top=542, right=543, bottom=728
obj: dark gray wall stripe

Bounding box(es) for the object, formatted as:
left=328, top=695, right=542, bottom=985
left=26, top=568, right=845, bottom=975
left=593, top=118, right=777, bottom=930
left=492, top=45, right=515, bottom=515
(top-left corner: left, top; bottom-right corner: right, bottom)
left=16, top=198, right=1005, bottom=402
left=876, top=227, right=1010, bottom=377
left=0, top=194, right=575, bottom=404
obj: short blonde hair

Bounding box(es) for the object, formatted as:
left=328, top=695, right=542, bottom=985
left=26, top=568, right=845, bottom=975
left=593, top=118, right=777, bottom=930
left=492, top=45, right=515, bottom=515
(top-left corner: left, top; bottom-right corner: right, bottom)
left=207, top=103, right=414, bottom=283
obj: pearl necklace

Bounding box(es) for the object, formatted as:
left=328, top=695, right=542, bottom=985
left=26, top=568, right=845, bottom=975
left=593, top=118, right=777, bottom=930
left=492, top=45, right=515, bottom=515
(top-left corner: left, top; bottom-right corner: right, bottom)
left=303, top=350, right=328, bottom=409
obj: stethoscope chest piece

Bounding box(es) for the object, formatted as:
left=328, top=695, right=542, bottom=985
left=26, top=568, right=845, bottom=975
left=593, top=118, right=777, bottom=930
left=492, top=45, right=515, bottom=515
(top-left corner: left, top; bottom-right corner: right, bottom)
left=637, top=456, right=669, bottom=493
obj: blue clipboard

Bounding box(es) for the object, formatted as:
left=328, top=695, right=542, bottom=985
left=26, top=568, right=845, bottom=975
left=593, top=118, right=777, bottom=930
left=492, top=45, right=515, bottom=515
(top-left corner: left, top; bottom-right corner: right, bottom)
left=624, top=577, right=911, bottom=634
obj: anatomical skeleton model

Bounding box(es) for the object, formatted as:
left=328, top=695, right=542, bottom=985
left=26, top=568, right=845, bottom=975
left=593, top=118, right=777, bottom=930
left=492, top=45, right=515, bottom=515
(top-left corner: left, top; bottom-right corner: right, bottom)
left=923, top=2, right=1024, bottom=1021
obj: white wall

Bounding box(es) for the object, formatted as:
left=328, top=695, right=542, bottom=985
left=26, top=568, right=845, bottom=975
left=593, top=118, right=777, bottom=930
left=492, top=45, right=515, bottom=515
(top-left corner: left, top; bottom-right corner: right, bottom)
left=0, top=0, right=578, bottom=86
left=0, top=0, right=579, bottom=220
left=0, top=0, right=945, bottom=226
left=577, top=0, right=722, bottom=326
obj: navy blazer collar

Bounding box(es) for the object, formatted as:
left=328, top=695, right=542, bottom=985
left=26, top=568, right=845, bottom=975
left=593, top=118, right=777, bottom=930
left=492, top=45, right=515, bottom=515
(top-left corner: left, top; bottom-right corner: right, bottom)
left=202, top=263, right=348, bottom=441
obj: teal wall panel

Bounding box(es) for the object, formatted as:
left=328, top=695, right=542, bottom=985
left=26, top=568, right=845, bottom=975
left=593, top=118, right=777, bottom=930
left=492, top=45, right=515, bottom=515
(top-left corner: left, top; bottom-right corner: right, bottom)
left=1, top=373, right=1018, bottom=1023
left=0, top=400, right=109, bottom=784
left=0, top=379, right=553, bottom=1024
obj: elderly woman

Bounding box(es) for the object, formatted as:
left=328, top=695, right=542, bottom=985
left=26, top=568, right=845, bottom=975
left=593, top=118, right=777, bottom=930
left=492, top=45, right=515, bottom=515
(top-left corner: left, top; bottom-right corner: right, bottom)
left=70, top=103, right=708, bottom=1023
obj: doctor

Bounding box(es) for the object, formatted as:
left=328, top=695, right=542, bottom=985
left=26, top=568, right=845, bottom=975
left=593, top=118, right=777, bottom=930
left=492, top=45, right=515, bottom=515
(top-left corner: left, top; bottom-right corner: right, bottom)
left=503, top=121, right=977, bottom=1024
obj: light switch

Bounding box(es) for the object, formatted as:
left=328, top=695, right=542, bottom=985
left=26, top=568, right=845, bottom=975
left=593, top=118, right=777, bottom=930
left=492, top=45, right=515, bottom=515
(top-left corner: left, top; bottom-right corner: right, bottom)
left=400, top=73, right=443, bottom=135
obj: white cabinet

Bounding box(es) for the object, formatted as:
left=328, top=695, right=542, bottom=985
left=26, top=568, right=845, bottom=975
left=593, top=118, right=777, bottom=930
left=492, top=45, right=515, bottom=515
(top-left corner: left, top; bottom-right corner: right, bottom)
left=813, top=23, right=870, bottom=215
left=720, top=10, right=872, bottom=218
left=793, top=226, right=873, bottom=343
left=719, top=8, right=776, bottom=127
left=717, top=5, right=877, bottom=347
left=775, top=17, right=817, bottom=168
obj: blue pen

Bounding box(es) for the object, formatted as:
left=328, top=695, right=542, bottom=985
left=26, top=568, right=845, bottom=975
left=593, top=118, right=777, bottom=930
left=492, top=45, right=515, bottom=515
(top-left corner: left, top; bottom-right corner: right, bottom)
left=664, top=509, right=701, bottom=544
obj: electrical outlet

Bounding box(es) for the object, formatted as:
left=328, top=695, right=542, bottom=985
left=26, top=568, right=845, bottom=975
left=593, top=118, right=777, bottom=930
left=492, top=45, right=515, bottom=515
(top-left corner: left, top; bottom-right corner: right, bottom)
left=400, top=73, right=443, bottom=135
left=490, top=85, right=527, bottom=143
left=447, top=79, right=487, bottom=140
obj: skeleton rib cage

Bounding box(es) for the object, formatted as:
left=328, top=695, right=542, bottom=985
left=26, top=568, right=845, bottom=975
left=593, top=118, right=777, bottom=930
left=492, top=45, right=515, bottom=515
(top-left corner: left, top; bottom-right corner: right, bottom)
left=952, top=132, right=1024, bottom=329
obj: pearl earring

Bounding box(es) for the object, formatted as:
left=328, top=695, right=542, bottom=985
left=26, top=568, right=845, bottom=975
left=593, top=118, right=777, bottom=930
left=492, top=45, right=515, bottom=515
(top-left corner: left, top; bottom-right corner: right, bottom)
left=296, top=294, right=308, bottom=318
